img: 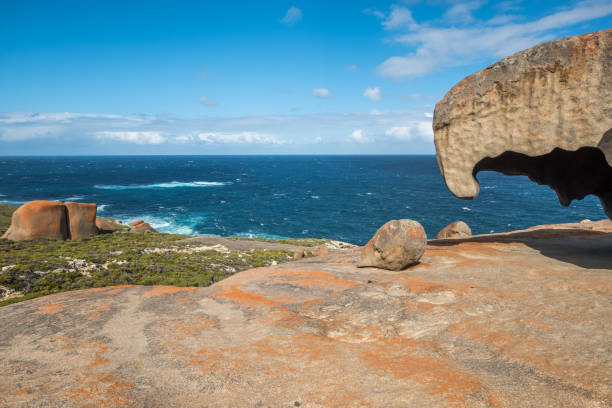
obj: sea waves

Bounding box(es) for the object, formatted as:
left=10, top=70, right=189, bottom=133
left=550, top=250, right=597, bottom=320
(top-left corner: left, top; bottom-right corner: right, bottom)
left=94, top=181, right=231, bottom=190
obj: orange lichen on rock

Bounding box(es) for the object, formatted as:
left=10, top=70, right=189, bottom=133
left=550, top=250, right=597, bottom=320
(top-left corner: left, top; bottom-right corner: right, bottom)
left=361, top=336, right=501, bottom=407
left=59, top=374, right=134, bottom=408
left=212, top=284, right=284, bottom=306
left=144, top=285, right=197, bottom=297
left=37, top=303, right=63, bottom=314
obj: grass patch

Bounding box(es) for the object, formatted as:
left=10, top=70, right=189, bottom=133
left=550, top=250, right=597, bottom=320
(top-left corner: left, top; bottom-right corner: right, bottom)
left=0, top=218, right=294, bottom=307
left=0, top=203, right=18, bottom=236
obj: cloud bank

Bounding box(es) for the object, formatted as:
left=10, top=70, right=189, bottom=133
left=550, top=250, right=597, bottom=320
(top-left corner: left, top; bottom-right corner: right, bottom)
left=0, top=110, right=435, bottom=154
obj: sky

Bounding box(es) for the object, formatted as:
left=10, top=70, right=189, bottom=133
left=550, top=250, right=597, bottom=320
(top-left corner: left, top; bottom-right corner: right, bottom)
left=0, top=0, right=610, bottom=155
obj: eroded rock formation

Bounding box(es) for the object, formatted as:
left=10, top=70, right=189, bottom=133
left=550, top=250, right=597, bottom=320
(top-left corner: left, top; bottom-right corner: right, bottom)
left=64, top=202, right=98, bottom=239
left=129, top=219, right=158, bottom=233
left=2, top=200, right=99, bottom=241
left=433, top=29, right=612, bottom=217
left=1, top=200, right=68, bottom=241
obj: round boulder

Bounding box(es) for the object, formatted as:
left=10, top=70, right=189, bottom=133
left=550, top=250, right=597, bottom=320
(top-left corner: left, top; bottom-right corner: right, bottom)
left=1, top=200, right=68, bottom=241
left=436, top=221, right=472, bottom=239
left=357, top=219, right=427, bottom=271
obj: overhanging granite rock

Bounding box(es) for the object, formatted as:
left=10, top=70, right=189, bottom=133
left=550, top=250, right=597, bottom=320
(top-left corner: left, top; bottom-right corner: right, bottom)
left=433, top=30, right=612, bottom=217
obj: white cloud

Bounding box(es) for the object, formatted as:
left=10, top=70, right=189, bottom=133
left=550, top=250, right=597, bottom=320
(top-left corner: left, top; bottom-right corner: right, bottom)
left=199, top=96, right=217, bottom=107
left=0, top=112, right=145, bottom=124
left=375, top=0, right=612, bottom=80
left=0, top=110, right=437, bottom=153
left=363, top=8, right=386, bottom=19
left=383, top=5, right=419, bottom=30
left=347, top=129, right=371, bottom=143
left=313, top=88, right=333, bottom=98
left=280, top=6, right=302, bottom=26
left=385, top=122, right=433, bottom=142
left=363, top=87, right=382, bottom=102
left=95, top=131, right=167, bottom=144
left=195, top=131, right=284, bottom=145
left=0, top=125, right=62, bottom=141
left=424, top=112, right=433, bottom=118
left=346, top=65, right=357, bottom=72
left=443, top=1, right=484, bottom=25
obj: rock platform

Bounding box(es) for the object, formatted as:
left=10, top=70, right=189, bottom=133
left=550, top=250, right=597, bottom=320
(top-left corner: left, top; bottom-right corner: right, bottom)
left=1, top=220, right=611, bottom=407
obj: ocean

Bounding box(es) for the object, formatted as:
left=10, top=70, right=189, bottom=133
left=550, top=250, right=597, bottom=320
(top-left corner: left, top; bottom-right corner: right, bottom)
left=0, top=155, right=605, bottom=245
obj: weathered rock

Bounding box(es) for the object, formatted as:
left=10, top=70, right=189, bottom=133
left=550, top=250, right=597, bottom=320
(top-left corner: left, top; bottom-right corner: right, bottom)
left=63, top=202, right=98, bottom=239
left=436, top=220, right=472, bottom=239
left=358, top=219, right=426, bottom=270
left=1, top=220, right=611, bottom=407
left=313, top=244, right=329, bottom=257
left=129, top=220, right=157, bottom=233
left=95, top=218, right=123, bottom=233
left=293, top=249, right=305, bottom=259
left=1, top=200, right=68, bottom=240
left=433, top=30, right=612, bottom=217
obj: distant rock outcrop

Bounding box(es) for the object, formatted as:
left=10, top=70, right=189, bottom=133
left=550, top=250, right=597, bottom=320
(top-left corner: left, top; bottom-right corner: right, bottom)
left=129, top=220, right=158, bottom=233
left=1, top=200, right=68, bottom=241
left=436, top=220, right=472, bottom=239
left=95, top=218, right=123, bottom=234
left=358, top=219, right=426, bottom=270
left=2, top=200, right=100, bottom=241
left=433, top=29, right=612, bottom=219
left=64, top=202, right=98, bottom=239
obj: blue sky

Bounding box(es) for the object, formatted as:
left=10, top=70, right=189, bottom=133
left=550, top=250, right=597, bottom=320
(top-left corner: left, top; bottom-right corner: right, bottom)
left=1, top=0, right=610, bottom=155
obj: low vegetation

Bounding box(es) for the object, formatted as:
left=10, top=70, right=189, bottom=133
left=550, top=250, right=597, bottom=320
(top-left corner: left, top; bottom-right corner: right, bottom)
left=0, top=204, right=295, bottom=307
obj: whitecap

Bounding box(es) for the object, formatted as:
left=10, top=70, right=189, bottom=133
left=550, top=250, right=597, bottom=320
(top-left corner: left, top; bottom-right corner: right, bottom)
left=97, top=204, right=109, bottom=212
left=311, top=195, right=320, bottom=199
left=94, top=181, right=231, bottom=190
left=462, top=207, right=471, bottom=211
left=64, top=195, right=85, bottom=201
left=0, top=199, right=26, bottom=205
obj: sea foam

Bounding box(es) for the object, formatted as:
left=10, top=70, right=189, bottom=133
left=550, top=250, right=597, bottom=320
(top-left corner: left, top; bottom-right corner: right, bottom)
left=94, top=181, right=231, bottom=190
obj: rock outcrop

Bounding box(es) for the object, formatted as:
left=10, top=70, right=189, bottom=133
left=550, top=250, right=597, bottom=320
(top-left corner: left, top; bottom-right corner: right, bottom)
left=2, top=200, right=100, bottom=241
left=1, top=200, right=68, bottom=241
left=436, top=220, right=472, bottom=239
left=1, top=220, right=611, bottom=407
left=64, top=202, right=98, bottom=239
left=129, top=220, right=157, bottom=233
left=358, top=219, right=426, bottom=270
left=433, top=29, right=612, bottom=218
left=95, top=218, right=123, bottom=233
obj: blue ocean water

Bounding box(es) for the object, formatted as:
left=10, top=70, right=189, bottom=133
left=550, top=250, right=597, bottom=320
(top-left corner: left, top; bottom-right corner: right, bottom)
left=0, top=155, right=605, bottom=245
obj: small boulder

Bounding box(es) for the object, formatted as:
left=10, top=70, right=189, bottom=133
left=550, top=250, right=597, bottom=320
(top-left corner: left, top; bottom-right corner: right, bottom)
left=358, top=219, right=427, bottom=271
left=129, top=220, right=158, bottom=233
left=293, top=249, right=305, bottom=260
left=64, top=202, right=98, bottom=239
left=1, top=200, right=68, bottom=241
left=96, top=218, right=123, bottom=234
left=435, top=221, right=472, bottom=239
